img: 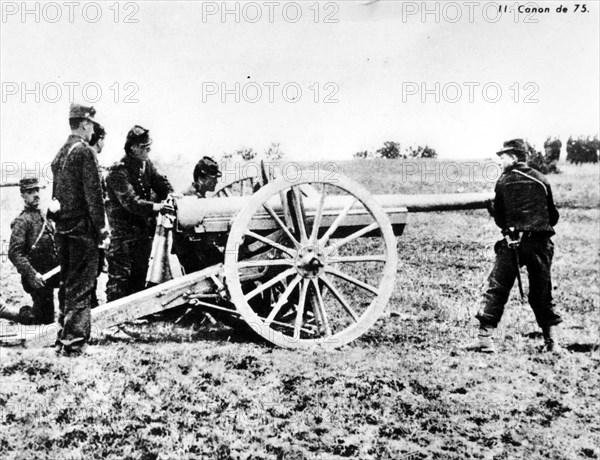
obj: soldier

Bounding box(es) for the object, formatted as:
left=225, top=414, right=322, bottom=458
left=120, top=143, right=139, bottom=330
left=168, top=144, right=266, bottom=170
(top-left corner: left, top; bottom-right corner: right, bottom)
left=51, top=103, right=107, bottom=355
left=89, top=122, right=106, bottom=154
left=0, top=178, right=60, bottom=325
left=174, top=157, right=223, bottom=273
left=51, top=104, right=107, bottom=354
left=466, top=139, right=561, bottom=353
left=104, top=125, right=174, bottom=301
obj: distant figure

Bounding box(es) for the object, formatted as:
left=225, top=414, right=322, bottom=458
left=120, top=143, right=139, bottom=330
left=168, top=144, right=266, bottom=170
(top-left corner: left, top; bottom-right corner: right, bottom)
left=104, top=125, right=174, bottom=301
left=465, top=139, right=561, bottom=353
left=174, top=156, right=224, bottom=274
left=0, top=178, right=60, bottom=325
left=51, top=104, right=107, bottom=355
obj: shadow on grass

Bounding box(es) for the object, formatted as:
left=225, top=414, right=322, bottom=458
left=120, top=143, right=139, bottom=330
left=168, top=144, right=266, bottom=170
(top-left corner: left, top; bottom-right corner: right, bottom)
left=92, top=315, right=272, bottom=348
left=565, top=343, right=599, bottom=353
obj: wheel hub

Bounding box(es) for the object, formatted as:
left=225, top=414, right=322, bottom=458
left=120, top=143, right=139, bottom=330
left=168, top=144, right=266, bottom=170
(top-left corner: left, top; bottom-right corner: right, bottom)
left=295, top=246, right=325, bottom=278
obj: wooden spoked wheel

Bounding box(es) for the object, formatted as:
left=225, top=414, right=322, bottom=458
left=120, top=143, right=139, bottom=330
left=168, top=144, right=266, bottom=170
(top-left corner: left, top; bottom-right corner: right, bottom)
left=212, top=174, right=262, bottom=198
left=224, top=171, right=398, bottom=349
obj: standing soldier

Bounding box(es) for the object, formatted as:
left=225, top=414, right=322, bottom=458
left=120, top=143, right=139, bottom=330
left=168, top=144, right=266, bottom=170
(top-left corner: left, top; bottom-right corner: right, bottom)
left=174, top=157, right=223, bottom=273
left=51, top=103, right=107, bottom=355
left=466, top=139, right=561, bottom=353
left=0, top=178, right=60, bottom=325
left=104, top=125, right=174, bottom=301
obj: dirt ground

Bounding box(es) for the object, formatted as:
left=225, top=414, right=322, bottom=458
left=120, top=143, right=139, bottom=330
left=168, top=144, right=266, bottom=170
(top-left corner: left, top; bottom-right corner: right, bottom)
left=1, top=160, right=598, bottom=459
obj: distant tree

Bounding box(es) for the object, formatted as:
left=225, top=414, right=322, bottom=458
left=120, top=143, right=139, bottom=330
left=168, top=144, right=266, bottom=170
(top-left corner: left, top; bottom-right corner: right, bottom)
left=235, top=147, right=257, bottom=161
left=407, top=145, right=437, bottom=159
left=376, top=141, right=402, bottom=159
left=265, top=142, right=284, bottom=161
left=353, top=150, right=369, bottom=159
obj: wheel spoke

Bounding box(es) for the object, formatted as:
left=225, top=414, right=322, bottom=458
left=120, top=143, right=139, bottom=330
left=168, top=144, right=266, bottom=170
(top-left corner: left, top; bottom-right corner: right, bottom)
left=294, top=279, right=309, bottom=340
left=325, top=267, right=379, bottom=295
left=326, top=255, right=387, bottom=263
left=266, top=275, right=302, bottom=323
left=245, top=230, right=295, bottom=257
left=330, top=222, right=379, bottom=253
left=244, top=267, right=297, bottom=301
left=262, top=202, right=300, bottom=247
left=237, top=259, right=295, bottom=268
left=318, top=198, right=358, bottom=245
left=290, top=186, right=308, bottom=243
left=309, top=184, right=327, bottom=244
left=311, top=278, right=332, bottom=337
left=320, top=274, right=360, bottom=323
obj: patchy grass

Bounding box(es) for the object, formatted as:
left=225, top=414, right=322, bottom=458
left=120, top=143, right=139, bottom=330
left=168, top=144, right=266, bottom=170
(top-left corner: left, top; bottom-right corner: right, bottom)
left=1, top=160, right=599, bottom=459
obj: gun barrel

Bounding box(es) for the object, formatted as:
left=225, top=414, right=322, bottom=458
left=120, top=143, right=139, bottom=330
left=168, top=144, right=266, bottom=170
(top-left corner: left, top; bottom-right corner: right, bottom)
left=175, top=192, right=493, bottom=233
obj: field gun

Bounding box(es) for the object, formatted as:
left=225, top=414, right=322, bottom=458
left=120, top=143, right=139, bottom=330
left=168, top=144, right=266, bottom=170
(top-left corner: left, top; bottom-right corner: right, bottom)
left=11, top=169, right=493, bottom=349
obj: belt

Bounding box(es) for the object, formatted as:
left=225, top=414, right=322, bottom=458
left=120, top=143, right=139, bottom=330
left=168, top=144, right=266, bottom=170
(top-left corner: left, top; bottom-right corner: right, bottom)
left=519, top=231, right=552, bottom=239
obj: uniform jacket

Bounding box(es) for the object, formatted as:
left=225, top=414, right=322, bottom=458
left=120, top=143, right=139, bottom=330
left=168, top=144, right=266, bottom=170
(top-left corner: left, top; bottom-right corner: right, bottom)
left=51, top=135, right=106, bottom=238
left=493, top=162, right=559, bottom=234
left=105, top=156, right=173, bottom=239
left=9, top=206, right=58, bottom=283
left=181, top=182, right=205, bottom=198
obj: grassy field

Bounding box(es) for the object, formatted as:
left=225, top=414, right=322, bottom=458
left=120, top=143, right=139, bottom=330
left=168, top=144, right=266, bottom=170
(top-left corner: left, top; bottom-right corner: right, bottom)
left=1, top=160, right=599, bottom=459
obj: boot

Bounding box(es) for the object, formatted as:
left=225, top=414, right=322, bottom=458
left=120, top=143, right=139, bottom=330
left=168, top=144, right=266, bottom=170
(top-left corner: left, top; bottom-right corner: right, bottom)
left=542, top=325, right=561, bottom=353
left=464, top=326, right=496, bottom=353
left=0, top=304, right=22, bottom=322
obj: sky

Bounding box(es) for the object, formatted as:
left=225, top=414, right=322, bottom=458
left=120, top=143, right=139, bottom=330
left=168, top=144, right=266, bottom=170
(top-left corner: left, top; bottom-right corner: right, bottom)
left=1, top=0, right=599, bottom=169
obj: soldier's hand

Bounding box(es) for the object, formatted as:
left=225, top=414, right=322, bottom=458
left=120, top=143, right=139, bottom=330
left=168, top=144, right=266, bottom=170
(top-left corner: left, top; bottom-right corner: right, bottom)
left=155, top=202, right=175, bottom=215
left=99, top=227, right=110, bottom=246
left=30, top=272, right=46, bottom=289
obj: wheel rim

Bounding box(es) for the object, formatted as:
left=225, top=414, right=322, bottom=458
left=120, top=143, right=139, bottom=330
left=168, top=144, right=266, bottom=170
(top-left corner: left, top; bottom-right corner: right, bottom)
left=224, top=170, right=398, bottom=349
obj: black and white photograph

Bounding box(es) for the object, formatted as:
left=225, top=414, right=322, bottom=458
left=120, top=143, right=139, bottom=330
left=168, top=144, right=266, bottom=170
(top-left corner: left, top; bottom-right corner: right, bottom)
left=1, top=1, right=599, bottom=458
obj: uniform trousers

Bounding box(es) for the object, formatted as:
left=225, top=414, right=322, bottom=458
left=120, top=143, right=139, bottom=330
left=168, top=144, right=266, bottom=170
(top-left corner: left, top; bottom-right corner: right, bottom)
left=477, top=234, right=562, bottom=329
left=56, top=217, right=99, bottom=351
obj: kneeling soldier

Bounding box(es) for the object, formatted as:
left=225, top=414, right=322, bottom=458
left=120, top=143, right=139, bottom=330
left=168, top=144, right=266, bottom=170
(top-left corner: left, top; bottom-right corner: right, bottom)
left=466, top=139, right=562, bottom=353
left=174, top=157, right=223, bottom=274
left=1, top=178, right=60, bottom=324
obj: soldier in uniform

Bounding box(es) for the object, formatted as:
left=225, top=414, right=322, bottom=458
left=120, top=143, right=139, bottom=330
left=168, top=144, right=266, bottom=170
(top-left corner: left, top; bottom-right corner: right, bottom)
left=0, top=178, right=60, bottom=325
left=104, top=125, right=174, bottom=301
left=89, top=122, right=106, bottom=154
left=466, top=139, right=561, bottom=353
left=51, top=103, right=107, bottom=355
left=174, top=157, right=223, bottom=273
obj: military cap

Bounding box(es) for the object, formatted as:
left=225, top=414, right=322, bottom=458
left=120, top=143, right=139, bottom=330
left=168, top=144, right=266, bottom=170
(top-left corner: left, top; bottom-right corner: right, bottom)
left=126, top=125, right=152, bottom=147
left=497, top=138, right=528, bottom=161
left=194, top=156, right=222, bottom=180
left=69, top=103, right=97, bottom=123
left=19, top=177, right=44, bottom=192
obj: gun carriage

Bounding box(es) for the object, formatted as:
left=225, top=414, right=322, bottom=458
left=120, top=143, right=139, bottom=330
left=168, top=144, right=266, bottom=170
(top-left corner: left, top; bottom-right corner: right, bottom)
left=7, top=167, right=493, bottom=349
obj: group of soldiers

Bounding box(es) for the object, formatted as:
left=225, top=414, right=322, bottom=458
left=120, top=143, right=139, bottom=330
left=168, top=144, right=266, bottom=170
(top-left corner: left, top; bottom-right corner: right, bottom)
left=1, top=107, right=563, bottom=355
left=0, top=104, right=223, bottom=355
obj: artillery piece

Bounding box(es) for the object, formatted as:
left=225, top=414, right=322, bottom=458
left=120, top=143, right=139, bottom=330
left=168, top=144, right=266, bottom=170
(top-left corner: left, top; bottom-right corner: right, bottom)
left=6, top=167, right=493, bottom=349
